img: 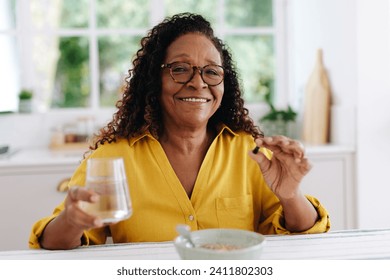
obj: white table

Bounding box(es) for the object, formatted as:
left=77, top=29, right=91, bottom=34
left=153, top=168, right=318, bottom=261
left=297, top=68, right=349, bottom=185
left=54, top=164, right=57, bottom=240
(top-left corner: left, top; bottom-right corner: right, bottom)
left=1, top=228, right=390, bottom=260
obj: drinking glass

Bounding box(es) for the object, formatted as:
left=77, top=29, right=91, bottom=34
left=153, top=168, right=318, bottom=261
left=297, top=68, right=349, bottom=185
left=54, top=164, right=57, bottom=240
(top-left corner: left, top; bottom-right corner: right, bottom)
left=80, top=157, right=132, bottom=223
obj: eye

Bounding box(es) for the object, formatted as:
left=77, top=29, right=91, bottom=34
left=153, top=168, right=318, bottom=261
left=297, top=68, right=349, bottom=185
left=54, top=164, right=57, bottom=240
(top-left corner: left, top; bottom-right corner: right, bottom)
left=171, top=63, right=190, bottom=73
left=204, top=66, right=223, bottom=77
left=205, top=69, right=219, bottom=76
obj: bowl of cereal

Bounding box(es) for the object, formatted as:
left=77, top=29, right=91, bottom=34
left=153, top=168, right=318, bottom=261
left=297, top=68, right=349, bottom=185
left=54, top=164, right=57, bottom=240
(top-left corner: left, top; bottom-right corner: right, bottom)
left=174, top=227, right=266, bottom=260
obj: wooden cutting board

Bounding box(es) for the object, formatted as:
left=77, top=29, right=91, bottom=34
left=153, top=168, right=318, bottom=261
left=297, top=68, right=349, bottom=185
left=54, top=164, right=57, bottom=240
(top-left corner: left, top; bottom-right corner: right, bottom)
left=302, top=49, right=331, bottom=145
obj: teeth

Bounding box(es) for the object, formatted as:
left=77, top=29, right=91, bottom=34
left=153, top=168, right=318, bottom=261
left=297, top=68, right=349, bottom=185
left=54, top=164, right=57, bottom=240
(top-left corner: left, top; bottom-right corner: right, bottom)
left=181, top=98, right=208, bottom=103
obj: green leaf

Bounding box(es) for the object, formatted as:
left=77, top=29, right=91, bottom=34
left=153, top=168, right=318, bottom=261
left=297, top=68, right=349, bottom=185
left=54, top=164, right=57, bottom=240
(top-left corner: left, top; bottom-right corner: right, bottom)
left=260, top=104, right=297, bottom=122
left=18, top=90, right=33, bottom=100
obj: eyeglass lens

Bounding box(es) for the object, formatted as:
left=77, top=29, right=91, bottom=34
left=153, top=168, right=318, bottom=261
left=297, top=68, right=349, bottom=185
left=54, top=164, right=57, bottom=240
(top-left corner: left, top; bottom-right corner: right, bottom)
left=168, top=62, right=224, bottom=86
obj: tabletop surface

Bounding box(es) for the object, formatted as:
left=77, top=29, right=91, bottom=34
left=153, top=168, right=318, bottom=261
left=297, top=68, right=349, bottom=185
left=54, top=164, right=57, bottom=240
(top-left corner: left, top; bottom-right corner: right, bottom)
left=1, top=228, right=390, bottom=260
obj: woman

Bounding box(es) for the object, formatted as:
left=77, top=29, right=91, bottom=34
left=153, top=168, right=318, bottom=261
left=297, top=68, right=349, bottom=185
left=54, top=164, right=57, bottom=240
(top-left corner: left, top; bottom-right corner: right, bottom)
left=29, top=13, right=330, bottom=250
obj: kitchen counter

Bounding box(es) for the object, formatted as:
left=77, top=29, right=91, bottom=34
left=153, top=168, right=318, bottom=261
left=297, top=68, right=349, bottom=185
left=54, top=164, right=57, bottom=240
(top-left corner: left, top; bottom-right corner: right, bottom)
left=0, top=148, right=86, bottom=170
left=305, top=143, right=355, bottom=154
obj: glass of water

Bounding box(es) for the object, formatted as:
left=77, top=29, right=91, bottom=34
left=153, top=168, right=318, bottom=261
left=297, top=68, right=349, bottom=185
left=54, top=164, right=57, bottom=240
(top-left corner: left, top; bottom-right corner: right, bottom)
left=80, top=157, right=132, bottom=223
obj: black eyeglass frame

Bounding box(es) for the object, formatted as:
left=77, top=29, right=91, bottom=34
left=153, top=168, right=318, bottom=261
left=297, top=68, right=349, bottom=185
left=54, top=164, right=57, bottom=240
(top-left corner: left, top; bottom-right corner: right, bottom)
left=161, top=62, right=225, bottom=86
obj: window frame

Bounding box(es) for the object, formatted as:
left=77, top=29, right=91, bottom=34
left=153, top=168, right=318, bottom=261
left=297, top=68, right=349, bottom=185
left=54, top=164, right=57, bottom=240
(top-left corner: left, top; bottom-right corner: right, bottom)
left=3, top=0, right=288, bottom=114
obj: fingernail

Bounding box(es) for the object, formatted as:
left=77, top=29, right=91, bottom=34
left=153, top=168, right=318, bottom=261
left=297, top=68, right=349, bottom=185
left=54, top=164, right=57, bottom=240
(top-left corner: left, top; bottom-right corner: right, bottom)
left=90, top=194, right=99, bottom=202
left=252, top=146, right=260, bottom=154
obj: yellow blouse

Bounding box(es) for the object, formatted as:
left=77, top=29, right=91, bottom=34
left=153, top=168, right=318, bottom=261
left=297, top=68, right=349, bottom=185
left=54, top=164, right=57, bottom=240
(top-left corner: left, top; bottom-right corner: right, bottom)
left=29, top=125, right=330, bottom=248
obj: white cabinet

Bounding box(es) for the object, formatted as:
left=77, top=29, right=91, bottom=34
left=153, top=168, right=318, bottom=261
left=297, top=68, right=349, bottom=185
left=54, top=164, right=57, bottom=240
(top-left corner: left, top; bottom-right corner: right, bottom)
left=0, top=150, right=81, bottom=251
left=301, top=146, right=356, bottom=231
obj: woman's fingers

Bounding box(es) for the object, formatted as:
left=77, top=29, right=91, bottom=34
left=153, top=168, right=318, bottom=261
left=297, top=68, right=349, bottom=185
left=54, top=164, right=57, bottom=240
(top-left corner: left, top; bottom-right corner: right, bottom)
left=65, top=187, right=103, bottom=229
left=255, top=136, right=305, bottom=160
left=68, top=187, right=99, bottom=203
left=251, top=136, right=312, bottom=197
left=298, top=157, right=312, bottom=175
left=65, top=203, right=101, bottom=228
left=249, top=147, right=272, bottom=173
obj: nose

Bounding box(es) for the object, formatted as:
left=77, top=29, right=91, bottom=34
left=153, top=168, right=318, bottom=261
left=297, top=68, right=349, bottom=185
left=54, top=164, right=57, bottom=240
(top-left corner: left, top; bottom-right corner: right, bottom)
left=187, top=67, right=207, bottom=88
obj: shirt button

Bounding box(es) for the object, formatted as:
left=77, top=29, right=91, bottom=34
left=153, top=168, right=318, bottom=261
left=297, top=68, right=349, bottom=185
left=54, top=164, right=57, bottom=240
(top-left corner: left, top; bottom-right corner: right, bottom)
left=188, top=215, right=194, bottom=221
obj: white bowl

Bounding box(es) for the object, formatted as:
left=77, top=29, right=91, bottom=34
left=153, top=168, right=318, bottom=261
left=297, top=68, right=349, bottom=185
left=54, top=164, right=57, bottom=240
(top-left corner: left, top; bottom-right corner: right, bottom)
left=174, top=228, right=266, bottom=260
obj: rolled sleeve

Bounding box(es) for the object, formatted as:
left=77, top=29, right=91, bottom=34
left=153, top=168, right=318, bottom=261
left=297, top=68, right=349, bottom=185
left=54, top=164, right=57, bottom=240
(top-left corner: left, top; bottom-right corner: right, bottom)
left=261, top=195, right=331, bottom=235
left=28, top=215, right=57, bottom=249
left=29, top=214, right=107, bottom=249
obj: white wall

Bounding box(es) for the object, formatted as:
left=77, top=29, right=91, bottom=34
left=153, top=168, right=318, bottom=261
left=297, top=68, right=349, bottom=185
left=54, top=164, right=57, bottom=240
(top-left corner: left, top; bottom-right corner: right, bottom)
left=287, top=0, right=358, bottom=146
left=356, top=0, right=390, bottom=229
left=288, top=0, right=390, bottom=229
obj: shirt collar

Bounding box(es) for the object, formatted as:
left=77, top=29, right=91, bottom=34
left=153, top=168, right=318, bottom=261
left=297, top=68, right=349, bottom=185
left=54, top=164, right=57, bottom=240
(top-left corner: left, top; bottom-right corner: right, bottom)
left=128, top=123, right=238, bottom=146
left=128, top=132, right=155, bottom=146
left=215, top=123, right=238, bottom=137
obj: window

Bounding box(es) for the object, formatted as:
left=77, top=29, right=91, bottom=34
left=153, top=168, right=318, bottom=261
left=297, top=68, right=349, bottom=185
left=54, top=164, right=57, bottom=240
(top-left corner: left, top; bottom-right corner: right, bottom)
left=0, top=0, right=286, bottom=112
left=0, top=0, right=18, bottom=112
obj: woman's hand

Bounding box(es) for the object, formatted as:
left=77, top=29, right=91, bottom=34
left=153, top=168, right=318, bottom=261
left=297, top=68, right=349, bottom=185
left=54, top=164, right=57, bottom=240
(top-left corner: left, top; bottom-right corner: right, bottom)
left=63, top=187, right=104, bottom=230
left=249, top=135, right=311, bottom=201
left=249, top=136, right=318, bottom=232
left=39, top=187, right=103, bottom=250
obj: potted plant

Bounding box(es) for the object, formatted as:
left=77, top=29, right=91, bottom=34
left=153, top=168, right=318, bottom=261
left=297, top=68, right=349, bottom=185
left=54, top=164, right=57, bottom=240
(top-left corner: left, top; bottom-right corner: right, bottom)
left=18, top=89, right=34, bottom=113
left=260, top=104, right=297, bottom=137
left=258, top=78, right=297, bottom=137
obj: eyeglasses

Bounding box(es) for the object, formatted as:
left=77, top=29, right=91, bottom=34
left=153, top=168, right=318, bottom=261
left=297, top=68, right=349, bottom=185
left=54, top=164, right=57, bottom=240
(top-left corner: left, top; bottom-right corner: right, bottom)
left=161, top=61, right=224, bottom=86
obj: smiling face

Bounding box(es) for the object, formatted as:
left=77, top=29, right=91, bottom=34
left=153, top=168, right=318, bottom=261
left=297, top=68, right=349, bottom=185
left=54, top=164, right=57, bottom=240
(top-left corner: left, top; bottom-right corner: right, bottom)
left=160, top=33, right=224, bottom=131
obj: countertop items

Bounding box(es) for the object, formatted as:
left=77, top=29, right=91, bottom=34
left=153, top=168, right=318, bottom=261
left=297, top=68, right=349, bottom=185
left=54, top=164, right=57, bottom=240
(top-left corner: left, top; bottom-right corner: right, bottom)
left=302, top=49, right=332, bottom=145
left=0, top=145, right=9, bottom=154
left=49, top=116, right=95, bottom=150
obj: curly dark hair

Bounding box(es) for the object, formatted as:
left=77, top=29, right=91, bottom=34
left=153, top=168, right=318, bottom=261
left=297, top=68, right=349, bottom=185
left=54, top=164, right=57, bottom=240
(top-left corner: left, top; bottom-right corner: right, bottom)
left=91, top=12, right=262, bottom=150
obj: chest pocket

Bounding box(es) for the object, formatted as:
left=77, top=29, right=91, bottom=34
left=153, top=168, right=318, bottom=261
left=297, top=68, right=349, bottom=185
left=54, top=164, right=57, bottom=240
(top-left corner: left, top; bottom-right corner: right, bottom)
left=216, top=194, right=254, bottom=231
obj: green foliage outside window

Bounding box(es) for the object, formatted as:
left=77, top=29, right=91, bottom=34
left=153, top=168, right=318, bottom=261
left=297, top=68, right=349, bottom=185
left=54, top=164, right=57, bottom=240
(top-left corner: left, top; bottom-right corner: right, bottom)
left=59, top=0, right=89, bottom=28
left=259, top=77, right=296, bottom=122
left=165, top=0, right=217, bottom=24
left=225, top=0, right=273, bottom=27
left=96, top=0, right=149, bottom=28
left=52, top=37, right=90, bottom=108
left=98, top=36, right=142, bottom=107
left=48, top=0, right=275, bottom=108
